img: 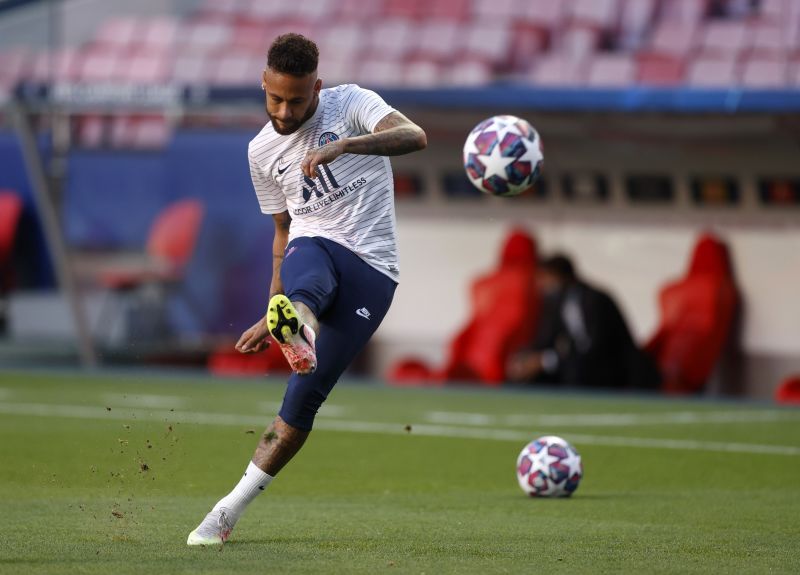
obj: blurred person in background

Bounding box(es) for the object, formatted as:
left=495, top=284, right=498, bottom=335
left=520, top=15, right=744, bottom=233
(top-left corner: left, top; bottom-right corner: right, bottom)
left=507, top=254, right=660, bottom=390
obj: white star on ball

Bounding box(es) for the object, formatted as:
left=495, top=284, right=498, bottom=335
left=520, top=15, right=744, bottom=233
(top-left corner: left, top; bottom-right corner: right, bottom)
left=478, top=135, right=519, bottom=181
left=531, top=449, right=560, bottom=472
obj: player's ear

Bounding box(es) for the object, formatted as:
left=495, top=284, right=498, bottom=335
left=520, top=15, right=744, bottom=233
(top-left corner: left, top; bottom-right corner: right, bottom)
left=261, top=69, right=268, bottom=91
left=314, top=78, right=322, bottom=94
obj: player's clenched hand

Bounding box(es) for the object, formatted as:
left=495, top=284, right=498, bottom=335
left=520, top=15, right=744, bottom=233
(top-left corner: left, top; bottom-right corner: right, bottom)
left=301, top=140, right=345, bottom=178
left=235, top=319, right=271, bottom=354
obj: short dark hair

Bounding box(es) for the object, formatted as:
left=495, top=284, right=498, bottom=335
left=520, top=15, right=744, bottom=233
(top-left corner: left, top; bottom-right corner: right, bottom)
left=267, top=33, right=319, bottom=76
left=540, top=254, right=577, bottom=282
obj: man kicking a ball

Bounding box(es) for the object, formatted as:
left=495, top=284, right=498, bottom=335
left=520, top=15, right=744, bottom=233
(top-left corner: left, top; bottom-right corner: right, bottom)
left=188, top=33, right=426, bottom=545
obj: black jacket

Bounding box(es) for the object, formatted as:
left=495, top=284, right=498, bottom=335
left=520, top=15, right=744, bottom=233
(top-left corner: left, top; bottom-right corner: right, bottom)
left=533, top=281, right=660, bottom=389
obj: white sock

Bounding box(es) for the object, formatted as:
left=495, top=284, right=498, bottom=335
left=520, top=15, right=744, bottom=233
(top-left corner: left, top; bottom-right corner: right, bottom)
left=212, top=461, right=273, bottom=525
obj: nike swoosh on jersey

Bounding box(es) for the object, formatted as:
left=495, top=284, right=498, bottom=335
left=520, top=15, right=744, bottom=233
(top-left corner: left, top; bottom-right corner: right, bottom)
left=277, top=161, right=292, bottom=175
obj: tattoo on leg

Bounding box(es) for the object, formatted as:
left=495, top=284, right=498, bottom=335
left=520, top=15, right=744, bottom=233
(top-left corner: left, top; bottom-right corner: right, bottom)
left=252, top=416, right=310, bottom=476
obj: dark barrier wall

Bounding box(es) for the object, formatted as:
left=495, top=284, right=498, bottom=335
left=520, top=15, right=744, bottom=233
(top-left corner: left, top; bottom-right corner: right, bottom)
left=5, top=129, right=275, bottom=337
left=0, top=130, right=54, bottom=288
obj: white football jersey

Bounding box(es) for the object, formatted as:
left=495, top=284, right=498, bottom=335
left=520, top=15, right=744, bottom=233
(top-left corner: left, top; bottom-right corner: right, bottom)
left=248, top=84, right=400, bottom=282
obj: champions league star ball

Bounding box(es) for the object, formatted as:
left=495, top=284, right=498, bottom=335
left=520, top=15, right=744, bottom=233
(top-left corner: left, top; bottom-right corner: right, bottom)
left=516, top=435, right=583, bottom=497
left=463, top=115, right=544, bottom=197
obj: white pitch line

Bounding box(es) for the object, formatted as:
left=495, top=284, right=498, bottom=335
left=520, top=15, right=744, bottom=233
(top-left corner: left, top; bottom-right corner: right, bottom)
left=102, top=393, right=187, bottom=409
left=425, top=410, right=798, bottom=428
left=0, top=401, right=798, bottom=456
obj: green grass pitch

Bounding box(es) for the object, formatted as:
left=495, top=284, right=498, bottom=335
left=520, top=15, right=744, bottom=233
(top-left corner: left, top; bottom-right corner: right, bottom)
left=0, top=370, right=799, bottom=574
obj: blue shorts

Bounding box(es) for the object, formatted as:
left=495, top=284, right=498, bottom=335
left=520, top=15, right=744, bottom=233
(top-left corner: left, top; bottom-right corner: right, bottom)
left=277, top=236, right=397, bottom=431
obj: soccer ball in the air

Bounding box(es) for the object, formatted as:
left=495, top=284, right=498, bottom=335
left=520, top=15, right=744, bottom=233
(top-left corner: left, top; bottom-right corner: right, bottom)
left=516, top=435, right=583, bottom=497
left=463, top=115, right=544, bottom=197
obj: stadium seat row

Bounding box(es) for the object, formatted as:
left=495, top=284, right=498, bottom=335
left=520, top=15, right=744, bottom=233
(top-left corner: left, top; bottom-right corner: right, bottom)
left=2, top=0, right=800, bottom=92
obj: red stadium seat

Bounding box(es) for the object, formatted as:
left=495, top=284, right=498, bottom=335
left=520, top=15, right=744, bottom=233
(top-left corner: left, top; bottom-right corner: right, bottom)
left=172, top=53, right=214, bottom=85
left=659, top=0, right=709, bottom=27
left=0, top=190, right=23, bottom=272
left=0, top=191, right=22, bottom=306
left=750, top=22, right=791, bottom=56
left=336, top=0, right=385, bottom=21
left=775, top=375, right=800, bottom=404
left=637, top=53, right=686, bottom=85
left=365, top=20, right=415, bottom=59
left=244, top=0, right=291, bottom=22
left=93, top=17, right=142, bottom=50
left=518, top=0, right=571, bottom=30
left=700, top=21, right=750, bottom=56
left=139, top=18, right=179, bottom=51
left=78, top=47, right=124, bottom=83
left=384, top=0, right=425, bottom=20
left=529, top=55, right=587, bottom=87
left=740, top=57, right=788, bottom=88
left=586, top=54, right=636, bottom=87
left=556, top=26, right=602, bottom=62
left=404, top=60, right=441, bottom=87
left=212, top=52, right=264, bottom=86
left=415, top=21, right=461, bottom=63
left=645, top=233, right=738, bottom=395
left=302, top=0, right=336, bottom=21
left=389, top=228, right=539, bottom=386
left=686, top=56, right=739, bottom=87
left=124, top=49, right=172, bottom=85
left=446, top=60, right=493, bottom=86
left=649, top=23, right=699, bottom=57
left=181, top=20, right=233, bottom=53
left=461, top=22, right=514, bottom=68
left=357, top=59, right=405, bottom=87
left=317, top=24, right=364, bottom=61
left=473, top=0, right=517, bottom=23
left=98, top=199, right=205, bottom=290
left=196, top=0, right=240, bottom=19
left=569, top=0, right=621, bottom=30
left=422, top=0, right=471, bottom=21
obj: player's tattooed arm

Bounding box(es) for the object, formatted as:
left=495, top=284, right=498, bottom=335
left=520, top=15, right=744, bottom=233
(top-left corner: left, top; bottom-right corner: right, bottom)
left=301, top=111, right=426, bottom=178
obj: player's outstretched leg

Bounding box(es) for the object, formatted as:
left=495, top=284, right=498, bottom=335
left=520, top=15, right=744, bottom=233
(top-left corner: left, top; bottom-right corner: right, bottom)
left=187, top=416, right=308, bottom=546
left=266, top=294, right=317, bottom=375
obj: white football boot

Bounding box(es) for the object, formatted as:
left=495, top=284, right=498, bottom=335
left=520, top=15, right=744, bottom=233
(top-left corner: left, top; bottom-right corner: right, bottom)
left=187, top=508, right=234, bottom=546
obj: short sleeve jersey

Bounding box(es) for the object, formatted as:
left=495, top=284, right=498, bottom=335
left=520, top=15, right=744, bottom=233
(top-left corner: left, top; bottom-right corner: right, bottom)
left=248, top=84, right=399, bottom=282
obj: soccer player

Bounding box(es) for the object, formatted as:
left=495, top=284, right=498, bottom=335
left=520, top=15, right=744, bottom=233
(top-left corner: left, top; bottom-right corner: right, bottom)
left=187, top=34, right=426, bottom=545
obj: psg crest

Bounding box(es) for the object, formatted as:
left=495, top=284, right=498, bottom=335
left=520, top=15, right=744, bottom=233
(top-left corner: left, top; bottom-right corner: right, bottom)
left=319, top=132, right=340, bottom=146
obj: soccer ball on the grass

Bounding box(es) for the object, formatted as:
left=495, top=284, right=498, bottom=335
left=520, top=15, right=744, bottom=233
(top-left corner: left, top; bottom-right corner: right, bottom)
left=516, top=435, right=583, bottom=497
left=462, top=114, right=544, bottom=197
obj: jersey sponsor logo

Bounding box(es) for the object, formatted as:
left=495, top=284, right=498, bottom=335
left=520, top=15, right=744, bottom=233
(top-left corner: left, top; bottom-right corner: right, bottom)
left=319, top=131, right=339, bottom=146
left=302, top=164, right=340, bottom=203
left=355, top=307, right=371, bottom=320
left=294, top=171, right=368, bottom=216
